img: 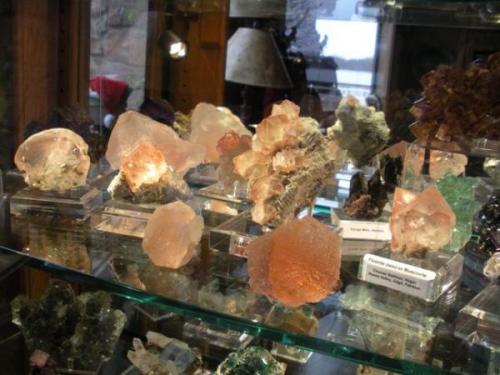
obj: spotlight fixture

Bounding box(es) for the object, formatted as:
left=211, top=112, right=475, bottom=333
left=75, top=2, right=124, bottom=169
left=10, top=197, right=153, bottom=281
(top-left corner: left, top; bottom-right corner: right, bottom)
left=158, top=30, right=187, bottom=59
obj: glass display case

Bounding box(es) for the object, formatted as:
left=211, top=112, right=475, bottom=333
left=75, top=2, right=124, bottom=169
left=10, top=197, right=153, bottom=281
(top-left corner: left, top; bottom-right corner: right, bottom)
left=0, top=0, right=499, bottom=374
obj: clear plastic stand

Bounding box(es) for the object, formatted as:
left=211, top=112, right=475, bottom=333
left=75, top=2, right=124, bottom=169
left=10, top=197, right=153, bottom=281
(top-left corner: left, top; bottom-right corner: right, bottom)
left=455, top=281, right=500, bottom=352
left=11, top=185, right=102, bottom=220
left=358, top=247, right=463, bottom=302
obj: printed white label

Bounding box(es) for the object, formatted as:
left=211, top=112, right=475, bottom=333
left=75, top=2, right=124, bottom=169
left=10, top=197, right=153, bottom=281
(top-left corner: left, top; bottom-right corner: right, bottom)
left=360, top=254, right=436, bottom=299
left=339, top=220, right=391, bottom=241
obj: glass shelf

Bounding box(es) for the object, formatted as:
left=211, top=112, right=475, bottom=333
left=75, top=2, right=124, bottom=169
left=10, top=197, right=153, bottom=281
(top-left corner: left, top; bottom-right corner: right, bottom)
left=0, top=212, right=486, bottom=375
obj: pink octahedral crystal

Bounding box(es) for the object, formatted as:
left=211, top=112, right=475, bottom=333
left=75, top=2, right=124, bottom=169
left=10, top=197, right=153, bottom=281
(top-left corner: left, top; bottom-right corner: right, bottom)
left=14, top=128, right=90, bottom=192
left=189, top=103, right=251, bottom=163
left=390, top=186, right=456, bottom=256
left=106, top=111, right=204, bottom=176
left=247, top=217, right=341, bottom=307
left=142, top=201, right=204, bottom=269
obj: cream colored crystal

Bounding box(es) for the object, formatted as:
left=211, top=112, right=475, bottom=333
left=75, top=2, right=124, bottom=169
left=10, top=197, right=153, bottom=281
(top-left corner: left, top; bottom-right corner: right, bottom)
left=14, top=128, right=90, bottom=192
left=106, top=111, right=204, bottom=176
left=142, top=201, right=204, bottom=269
left=189, top=103, right=251, bottom=163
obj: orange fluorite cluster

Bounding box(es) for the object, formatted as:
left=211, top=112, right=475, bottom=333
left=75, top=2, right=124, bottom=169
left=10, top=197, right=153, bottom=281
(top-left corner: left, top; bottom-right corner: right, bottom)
left=234, top=100, right=340, bottom=225
left=247, top=217, right=341, bottom=307
left=390, top=186, right=456, bottom=255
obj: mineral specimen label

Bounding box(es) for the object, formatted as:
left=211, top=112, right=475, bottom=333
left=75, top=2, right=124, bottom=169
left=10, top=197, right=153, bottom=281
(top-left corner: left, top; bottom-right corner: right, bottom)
left=339, top=220, right=391, bottom=241
left=360, top=254, right=436, bottom=299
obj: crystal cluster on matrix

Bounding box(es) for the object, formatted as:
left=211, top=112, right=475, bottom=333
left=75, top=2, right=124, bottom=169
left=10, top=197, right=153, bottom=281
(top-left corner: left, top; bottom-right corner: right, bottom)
left=247, top=216, right=341, bottom=307
left=105, top=111, right=198, bottom=203
left=329, top=95, right=389, bottom=167
left=390, top=186, right=456, bottom=256
left=234, top=100, right=342, bottom=226
left=142, top=201, right=204, bottom=269
left=15, top=128, right=90, bottom=192
left=411, top=52, right=500, bottom=144
left=106, top=111, right=204, bottom=176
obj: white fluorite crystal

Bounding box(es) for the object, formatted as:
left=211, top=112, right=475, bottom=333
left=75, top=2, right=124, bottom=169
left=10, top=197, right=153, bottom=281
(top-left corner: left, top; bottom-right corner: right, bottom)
left=14, top=128, right=90, bottom=192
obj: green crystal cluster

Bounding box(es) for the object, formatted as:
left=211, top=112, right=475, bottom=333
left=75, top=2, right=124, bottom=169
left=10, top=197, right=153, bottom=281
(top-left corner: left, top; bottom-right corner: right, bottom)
left=215, top=347, right=285, bottom=375
left=11, top=280, right=126, bottom=371
left=329, top=96, right=390, bottom=167
left=436, top=176, right=482, bottom=250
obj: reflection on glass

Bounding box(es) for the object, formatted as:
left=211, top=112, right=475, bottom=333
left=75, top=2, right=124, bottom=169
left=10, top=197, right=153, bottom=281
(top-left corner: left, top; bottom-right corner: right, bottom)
left=316, top=19, right=378, bottom=101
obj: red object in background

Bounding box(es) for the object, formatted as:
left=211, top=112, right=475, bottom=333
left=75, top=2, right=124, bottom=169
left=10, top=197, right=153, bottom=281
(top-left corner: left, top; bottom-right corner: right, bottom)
left=89, top=76, right=129, bottom=113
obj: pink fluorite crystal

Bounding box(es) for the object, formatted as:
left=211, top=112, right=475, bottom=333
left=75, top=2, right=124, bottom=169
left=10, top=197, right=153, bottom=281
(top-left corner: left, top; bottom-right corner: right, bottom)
left=106, top=111, right=204, bottom=176
left=390, top=186, right=456, bottom=255
left=247, top=217, right=341, bottom=307
left=402, top=143, right=468, bottom=181
left=234, top=100, right=341, bottom=225
left=142, top=201, right=204, bottom=269
left=189, top=103, right=251, bottom=163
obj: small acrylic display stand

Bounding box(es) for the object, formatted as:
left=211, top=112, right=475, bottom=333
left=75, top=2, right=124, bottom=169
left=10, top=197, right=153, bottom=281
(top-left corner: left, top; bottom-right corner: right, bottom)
left=195, top=181, right=250, bottom=206
left=92, top=195, right=244, bottom=239
left=91, top=200, right=157, bottom=238
left=358, top=247, right=464, bottom=302
left=183, top=319, right=253, bottom=351
left=265, top=305, right=315, bottom=364
left=185, top=163, right=218, bottom=187
left=455, top=281, right=500, bottom=352
left=10, top=185, right=102, bottom=220
left=209, top=210, right=267, bottom=257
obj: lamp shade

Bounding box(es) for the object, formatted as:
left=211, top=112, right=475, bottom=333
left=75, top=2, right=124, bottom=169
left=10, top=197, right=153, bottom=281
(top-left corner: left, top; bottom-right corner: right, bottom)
left=225, top=28, right=293, bottom=89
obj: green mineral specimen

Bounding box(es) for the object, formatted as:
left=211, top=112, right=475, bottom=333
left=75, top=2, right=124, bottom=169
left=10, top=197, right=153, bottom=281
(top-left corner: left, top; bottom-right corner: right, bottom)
left=329, top=95, right=390, bottom=167
left=11, top=280, right=126, bottom=371
left=437, top=176, right=482, bottom=250
left=215, top=347, right=285, bottom=375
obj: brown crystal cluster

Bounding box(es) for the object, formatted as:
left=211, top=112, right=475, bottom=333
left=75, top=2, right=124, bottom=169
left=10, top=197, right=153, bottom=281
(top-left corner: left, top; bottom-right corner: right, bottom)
left=247, top=216, right=341, bottom=307
left=390, top=186, right=456, bottom=256
left=411, top=53, right=500, bottom=144
left=344, top=171, right=387, bottom=219
left=234, top=100, right=341, bottom=226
